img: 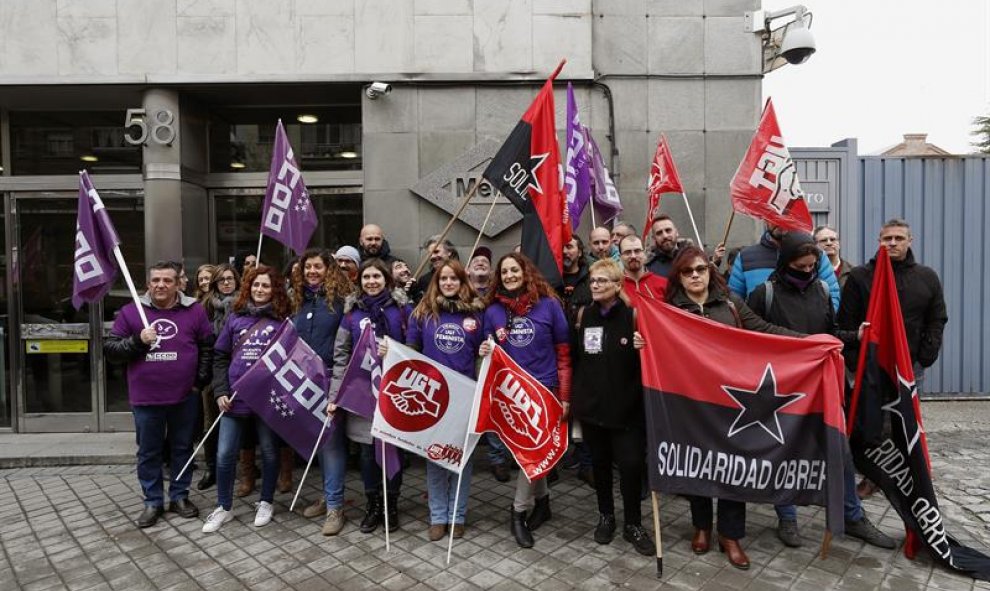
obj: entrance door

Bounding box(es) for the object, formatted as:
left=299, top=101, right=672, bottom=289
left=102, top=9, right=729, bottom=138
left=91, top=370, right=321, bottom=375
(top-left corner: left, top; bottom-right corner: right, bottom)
left=11, top=191, right=144, bottom=432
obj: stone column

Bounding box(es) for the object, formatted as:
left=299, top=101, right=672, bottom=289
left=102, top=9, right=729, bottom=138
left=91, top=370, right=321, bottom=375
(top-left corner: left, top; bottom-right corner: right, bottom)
left=141, top=88, right=183, bottom=266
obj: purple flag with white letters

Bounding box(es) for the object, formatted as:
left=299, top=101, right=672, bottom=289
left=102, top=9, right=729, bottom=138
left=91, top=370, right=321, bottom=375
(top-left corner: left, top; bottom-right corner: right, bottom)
left=72, top=171, right=121, bottom=309
left=260, top=120, right=317, bottom=255
left=335, top=325, right=402, bottom=480
left=233, top=320, right=338, bottom=458
left=586, top=128, right=623, bottom=225
left=564, top=83, right=592, bottom=230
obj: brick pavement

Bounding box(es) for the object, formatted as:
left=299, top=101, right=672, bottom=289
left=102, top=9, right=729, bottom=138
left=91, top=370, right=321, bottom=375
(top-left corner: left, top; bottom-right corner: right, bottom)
left=2, top=429, right=990, bottom=590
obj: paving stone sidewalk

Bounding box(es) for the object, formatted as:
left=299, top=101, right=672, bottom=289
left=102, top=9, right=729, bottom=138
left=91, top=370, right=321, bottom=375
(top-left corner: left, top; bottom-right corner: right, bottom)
left=2, top=403, right=990, bottom=590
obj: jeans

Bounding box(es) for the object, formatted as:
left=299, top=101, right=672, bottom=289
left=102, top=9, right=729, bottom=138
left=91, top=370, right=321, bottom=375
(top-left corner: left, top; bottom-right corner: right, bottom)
left=775, top=453, right=863, bottom=522
left=360, top=443, right=402, bottom=497
left=485, top=433, right=510, bottom=466
left=132, top=393, right=199, bottom=507
left=317, top=423, right=348, bottom=510
left=216, top=415, right=278, bottom=510
left=426, top=460, right=472, bottom=525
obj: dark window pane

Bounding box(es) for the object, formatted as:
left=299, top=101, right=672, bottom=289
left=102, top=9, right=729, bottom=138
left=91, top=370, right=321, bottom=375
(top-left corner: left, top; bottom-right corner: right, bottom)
left=9, top=111, right=142, bottom=175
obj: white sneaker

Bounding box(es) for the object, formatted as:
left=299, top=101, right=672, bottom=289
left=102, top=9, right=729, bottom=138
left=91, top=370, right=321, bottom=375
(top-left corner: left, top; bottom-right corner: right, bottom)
left=202, top=507, right=233, bottom=533
left=254, top=501, right=274, bottom=527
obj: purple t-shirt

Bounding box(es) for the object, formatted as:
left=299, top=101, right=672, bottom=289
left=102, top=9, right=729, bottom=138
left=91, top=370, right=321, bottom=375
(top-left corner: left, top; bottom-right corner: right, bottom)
left=483, top=297, right=569, bottom=388
left=406, top=310, right=484, bottom=379
left=111, top=300, right=213, bottom=406
left=214, top=312, right=281, bottom=416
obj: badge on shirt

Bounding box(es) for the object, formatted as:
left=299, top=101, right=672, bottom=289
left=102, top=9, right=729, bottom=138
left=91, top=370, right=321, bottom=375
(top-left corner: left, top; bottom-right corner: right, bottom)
left=584, top=327, right=604, bottom=354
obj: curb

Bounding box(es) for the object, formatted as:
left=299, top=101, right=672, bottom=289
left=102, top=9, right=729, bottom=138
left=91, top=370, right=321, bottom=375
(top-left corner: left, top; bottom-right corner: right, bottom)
left=0, top=455, right=135, bottom=469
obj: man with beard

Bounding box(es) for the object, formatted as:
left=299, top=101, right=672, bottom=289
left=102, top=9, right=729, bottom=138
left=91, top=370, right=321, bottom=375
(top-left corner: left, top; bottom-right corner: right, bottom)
left=560, top=236, right=593, bottom=322
left=646, top=214, right=689, bottom=278
left=357, top=224, right=397, bottom=265
left=618, top=235, right=667, bottom=308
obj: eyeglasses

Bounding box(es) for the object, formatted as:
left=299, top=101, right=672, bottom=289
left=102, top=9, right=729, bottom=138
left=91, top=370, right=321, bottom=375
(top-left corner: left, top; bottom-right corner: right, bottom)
left=218, top=276, right=236, bottom=283
left=589, top=277, right=615, bottom=285
left=620, top=248, right=644, bottom=257
left=679, top=265, right=709, bottom=277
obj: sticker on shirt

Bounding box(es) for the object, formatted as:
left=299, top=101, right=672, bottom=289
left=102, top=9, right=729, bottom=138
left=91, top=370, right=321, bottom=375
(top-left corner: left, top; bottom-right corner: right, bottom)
left=462, top=317, right=478, bottom=332
left=506, top=317, right=536, bottom=348
left=583, top=327, right=604, bottom=354
left=435, top=323, right=466, bottom=354
left=495, top=327, right=508, bottom=343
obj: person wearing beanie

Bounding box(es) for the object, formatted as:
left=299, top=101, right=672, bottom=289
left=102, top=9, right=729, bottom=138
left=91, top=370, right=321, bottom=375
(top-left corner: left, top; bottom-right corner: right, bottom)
left=335, top=246, right=361, bottom=283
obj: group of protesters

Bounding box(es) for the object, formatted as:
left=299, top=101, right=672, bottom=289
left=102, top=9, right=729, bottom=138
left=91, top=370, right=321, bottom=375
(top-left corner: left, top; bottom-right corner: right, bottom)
left=106, top=216, right=947, bottom=571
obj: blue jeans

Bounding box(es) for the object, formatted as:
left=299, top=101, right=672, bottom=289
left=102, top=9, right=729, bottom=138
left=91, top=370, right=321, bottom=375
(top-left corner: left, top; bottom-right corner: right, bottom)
left=485, top=433, right=510, bottom=466
left=216, top=415, right=279, bottom=510
left=317, top=423, right=347, bottom=511
left=775, top=454, right=863, bottom=522
left=132, top=393, right=199, bottom=507
left=426, top=459, right=472, bottom=525
left=360, top=443, right=402, bottom=497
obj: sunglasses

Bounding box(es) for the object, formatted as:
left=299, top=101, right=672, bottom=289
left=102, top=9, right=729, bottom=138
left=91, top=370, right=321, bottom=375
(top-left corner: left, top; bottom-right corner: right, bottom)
left=679, top=264, right=710, bottom=277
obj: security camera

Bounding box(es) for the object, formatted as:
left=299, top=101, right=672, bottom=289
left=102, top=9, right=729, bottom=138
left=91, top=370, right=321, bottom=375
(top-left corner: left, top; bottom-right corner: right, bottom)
left=779, top=21, right=815, bottom=64
left=745, top=5, right=816, bottom=73
left=366, top=82, right=392, bottom=100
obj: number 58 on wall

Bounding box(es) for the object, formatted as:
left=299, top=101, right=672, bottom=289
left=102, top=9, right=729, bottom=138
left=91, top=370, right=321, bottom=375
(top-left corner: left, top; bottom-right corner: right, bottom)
left=123, top=108, right=177, bottom=146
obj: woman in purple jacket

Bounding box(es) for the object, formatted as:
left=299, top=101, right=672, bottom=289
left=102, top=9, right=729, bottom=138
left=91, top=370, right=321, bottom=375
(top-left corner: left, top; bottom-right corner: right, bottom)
left=202, top=265, right=290, bottom=533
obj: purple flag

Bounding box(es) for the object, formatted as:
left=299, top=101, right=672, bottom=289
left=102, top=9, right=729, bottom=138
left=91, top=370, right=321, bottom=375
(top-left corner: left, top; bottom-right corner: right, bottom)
left=233, top=320, right=339, bottom=458
left=334, top=325, right=402, bottom=480
left=72, top=171, right=121, bottom=309
left=564, top=83, right=592, bottom=230
left=261, top=120, right=317, bottom=255
left=585, top=128, right=623, bottom=225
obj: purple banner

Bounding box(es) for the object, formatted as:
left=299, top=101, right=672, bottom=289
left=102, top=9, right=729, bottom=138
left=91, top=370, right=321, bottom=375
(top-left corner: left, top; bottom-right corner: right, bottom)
left=586, top=128, right=623, bottom=225
left=334, top=325, right=402, bottom=479
left=564, top=83, right=591, bottom=230
left=233, top=320, right=338, bottom=458
left=72, top=171, right=121, bottom=310
left=261, top=119, right=318, bottom=255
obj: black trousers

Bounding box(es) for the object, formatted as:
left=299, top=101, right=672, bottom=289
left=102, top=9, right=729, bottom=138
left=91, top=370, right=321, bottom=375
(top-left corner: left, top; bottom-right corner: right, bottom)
left=582, top=421, right=646, bottom=526
left=687, top=496, right=746, bottom=540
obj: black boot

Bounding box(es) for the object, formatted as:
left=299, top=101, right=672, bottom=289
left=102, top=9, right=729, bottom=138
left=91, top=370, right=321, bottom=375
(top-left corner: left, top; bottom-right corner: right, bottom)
left=360, top=494, right=383, bottom=534
left=527, top=495, right=552, bottom=531
left=196, top=466, right=216, bottom=490
left=385, top=495, right=399, bottom=533
left=511, top=509, right=534, bottom=548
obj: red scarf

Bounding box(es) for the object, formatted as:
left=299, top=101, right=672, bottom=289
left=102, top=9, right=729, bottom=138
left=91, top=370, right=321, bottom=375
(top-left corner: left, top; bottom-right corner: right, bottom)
left=494, top=289, right=534, bottom=317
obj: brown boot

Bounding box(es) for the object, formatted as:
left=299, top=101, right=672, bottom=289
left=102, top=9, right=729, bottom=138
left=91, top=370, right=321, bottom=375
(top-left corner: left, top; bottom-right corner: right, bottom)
left=277, top=448, right=294, bottom=493
left=235, top=449, right=256, bottom=497
left=691, top=528, right=711, bottom=554
left=718, top=535, right=750, bottom=570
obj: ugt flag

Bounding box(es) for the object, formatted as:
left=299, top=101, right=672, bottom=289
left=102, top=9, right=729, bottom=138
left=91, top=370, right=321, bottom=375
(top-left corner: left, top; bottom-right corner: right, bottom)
left=848, top=248, right=990, bottom=580
left=643, top=133, right=684, bottom=241
left=233, top=320, right=338, bottom=458
left=729, top=99, right=812, bottom=232
left=371, top=338, right=480, bottom=474
left=334, top=324, right=402, bottom=480
left=639, top=299, right=847, bottom=535
left=471, top=344, right=567, bottom=481
left=483, top=60, right=570, bottom=287
left=586, top=128, right=623, bottom=226
left=261, top=119, right=317, bottom=255
left=564, top=83, right=592, bottom=230
left=72, top=171, right=121, bottom=309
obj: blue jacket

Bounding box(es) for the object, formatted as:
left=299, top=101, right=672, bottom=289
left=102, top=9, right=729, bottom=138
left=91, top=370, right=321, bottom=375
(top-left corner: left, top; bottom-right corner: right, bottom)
left=292, top=288, right=345, bottom=368
left=728, top=231, right=840, bottom=311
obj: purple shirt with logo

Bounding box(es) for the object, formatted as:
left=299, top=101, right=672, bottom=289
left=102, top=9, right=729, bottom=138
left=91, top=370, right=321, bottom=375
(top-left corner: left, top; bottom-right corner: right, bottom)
left=483, top=297, right=569, bottom=388
left=214, top=311, right=281, bottom=416
left=406, top=310, right=484, bottom=379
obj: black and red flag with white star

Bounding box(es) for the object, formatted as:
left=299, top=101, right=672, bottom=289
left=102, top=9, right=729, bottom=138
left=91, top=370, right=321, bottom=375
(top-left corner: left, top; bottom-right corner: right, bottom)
left=483, top=60, right=571, bottom=288
left=848, top=248, right=990, bottom=580
left=638, top=298, right=848, bottom=535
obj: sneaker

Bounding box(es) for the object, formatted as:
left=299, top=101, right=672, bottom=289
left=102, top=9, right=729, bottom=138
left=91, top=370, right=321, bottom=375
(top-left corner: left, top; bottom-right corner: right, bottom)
left=322, top=509, right=346, bottom=536
left=777, top=519, right=803, bottom=547
left=623, top=524, right=656, bottom=556
left=302, top=496, right=327, bottom=518
left=202, top=507, right=233, bottom=533
left=845, top=516, right=897, bottom=549
left=254, top=501, right=274, bottom=527
left=594, top=513, right=616, bottom=544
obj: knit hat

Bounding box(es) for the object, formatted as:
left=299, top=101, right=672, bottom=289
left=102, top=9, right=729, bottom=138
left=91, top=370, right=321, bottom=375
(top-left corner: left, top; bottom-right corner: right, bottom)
left=334, top=245, right=361, bottom=265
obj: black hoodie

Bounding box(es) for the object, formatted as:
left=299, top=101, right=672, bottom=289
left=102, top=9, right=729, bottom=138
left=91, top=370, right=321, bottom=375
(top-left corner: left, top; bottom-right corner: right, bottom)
left=358, top=238, right=397, bottom=264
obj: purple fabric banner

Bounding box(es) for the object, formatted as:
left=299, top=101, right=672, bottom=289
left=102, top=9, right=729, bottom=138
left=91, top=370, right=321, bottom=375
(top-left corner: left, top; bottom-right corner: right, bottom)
left=233, top=320, right=338, bottom=458
left=72, top=171, right=121, bottom=309
left=564, top=83, right=592, bottom=230
left=585, top=128, right=623, bottom=225
left=334, top=325, right=402, bottom=480
left=260, top=119, right=317, bottom=255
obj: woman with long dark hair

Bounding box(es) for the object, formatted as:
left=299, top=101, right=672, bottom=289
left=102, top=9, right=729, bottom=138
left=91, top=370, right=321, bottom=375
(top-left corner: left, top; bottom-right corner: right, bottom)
left=202, top=265, right=291, bottom=533
left=478, top=253, right=571, bottom=549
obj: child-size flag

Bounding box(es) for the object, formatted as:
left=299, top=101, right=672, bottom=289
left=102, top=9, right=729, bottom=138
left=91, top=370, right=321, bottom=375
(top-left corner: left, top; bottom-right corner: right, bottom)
left=643, top=133, right=684, bottom=241
left=471, top=344, right=567, bottom=481
left=638, top=298, right=847, bottom=535
left=72, top=171, right=121, bottom=309
left=564, top=83, right=592, bottom=230
left=729, top=99, right=812, bottom=232
left=848, top=248, right=990, bottom=580
left=483, top=60, right=570, bottom=287
left=586, top=129, right=623, bottom=226
left=260, top=119, right=318, bottom=254
left=372, top=338, right=480, bottom=474
left=233, top=320, right=339, bottom=458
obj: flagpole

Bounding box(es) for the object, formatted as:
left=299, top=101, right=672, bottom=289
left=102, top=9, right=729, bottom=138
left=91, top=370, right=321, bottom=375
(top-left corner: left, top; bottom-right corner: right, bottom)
left=254, top=234, right=264, bottom=268
left=589, top=202, right=596, bottom=229
left=291, top=405, right=334, bottom=513
left=412, top=180, right=482, bottom=280
left=845, top=324, right=872, bottom=434
left=468, top=195, right=499, bottom=262
left=111, top=245, right=150, bottom=329
left=650, top=491, right=663, bottom=578
left=381, top=440, right=391, bottom=552
left=719, top=211, right=736, bottom=252
left=447, top=435, right=475, bottom=565
left=176, top=392, right=236, bottom=483
left=680, top=193, right=704, bottom=248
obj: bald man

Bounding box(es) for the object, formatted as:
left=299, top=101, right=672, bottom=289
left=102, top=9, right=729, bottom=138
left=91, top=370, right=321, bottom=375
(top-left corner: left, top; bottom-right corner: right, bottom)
left=357, top=224, right=397, bottom=264
left=588, top=226, right=620, bottom=265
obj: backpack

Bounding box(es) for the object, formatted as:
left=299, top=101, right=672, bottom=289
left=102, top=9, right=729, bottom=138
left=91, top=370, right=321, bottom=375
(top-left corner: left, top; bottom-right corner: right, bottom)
left=762, top=279, right=829, bottom=312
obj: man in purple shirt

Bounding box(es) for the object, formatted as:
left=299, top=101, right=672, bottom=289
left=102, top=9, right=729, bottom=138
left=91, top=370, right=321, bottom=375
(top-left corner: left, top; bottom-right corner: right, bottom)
left=105, top=261, right=214, bottom=528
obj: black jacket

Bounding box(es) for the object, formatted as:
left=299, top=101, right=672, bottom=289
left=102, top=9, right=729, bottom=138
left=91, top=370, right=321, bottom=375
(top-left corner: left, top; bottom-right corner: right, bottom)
left=667, top=288, right=801, bottom=337
left=837, top=248, right=947, bottom=369
left=570, top=299, right=643, bottom=429
left=559, top=263, right=592, bottom=325
left=645, top=238, right=690, bottom=279
left=358, top=238, right=398, bottom=265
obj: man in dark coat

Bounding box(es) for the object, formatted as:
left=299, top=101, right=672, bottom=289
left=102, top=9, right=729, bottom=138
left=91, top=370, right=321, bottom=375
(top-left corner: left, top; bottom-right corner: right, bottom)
left=357, top=224, right=398, bottom=264
left=645, top=214, right=689, bottom=278
left=560, top=236, right=592, bottom=323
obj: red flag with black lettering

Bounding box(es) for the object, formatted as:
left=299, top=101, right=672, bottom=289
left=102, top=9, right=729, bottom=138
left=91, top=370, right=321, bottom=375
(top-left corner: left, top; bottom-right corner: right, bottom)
left=483, top=60, right=570, bottom=287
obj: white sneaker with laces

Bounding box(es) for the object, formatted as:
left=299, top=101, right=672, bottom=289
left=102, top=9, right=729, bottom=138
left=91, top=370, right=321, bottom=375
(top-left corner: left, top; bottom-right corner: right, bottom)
left=202, top=507, right=233, bottom=533
left=254, top=501, right=274, bottom=527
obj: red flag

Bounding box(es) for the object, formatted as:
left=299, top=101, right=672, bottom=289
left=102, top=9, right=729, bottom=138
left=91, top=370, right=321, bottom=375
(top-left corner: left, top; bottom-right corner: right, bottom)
left=729, top=99, right=812, bottom=232
left=643, top=133, right=684, bottom=240
left=472, top=345, right=567, bottom=481
left=483, top=60, right=571, bottom=287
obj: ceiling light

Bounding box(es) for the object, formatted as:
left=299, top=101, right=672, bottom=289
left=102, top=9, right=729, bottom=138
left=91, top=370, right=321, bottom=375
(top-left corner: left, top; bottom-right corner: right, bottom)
left=230, top=162, right=246, bottom=169
left=337, top=151, right=358, bottom=159
left=297, top=114, right=319, bottom=124
left=80, top=155, right=99, bottom=162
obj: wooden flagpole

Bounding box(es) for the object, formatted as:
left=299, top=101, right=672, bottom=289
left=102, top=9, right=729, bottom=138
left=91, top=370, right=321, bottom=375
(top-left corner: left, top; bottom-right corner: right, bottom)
left=719, top=211, right=736, bottom=252
left=468, top=195, right=499, bottom=262
left=651, top=491, right=664, bottom=578
left=412, top=181, right=482, bottom=280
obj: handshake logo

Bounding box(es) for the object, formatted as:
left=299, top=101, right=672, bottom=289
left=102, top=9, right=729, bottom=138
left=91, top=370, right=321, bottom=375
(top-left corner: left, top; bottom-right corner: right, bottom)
left=380, top=360, right=450, bottom=432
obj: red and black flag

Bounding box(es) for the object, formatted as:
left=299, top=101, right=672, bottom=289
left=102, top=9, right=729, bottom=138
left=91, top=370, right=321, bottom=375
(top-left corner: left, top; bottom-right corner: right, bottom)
left=848, top=248, right=990, bottom=580
left=483, top=60, right=571, bottom=287
left=638, top=298, right=848, bottom=535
